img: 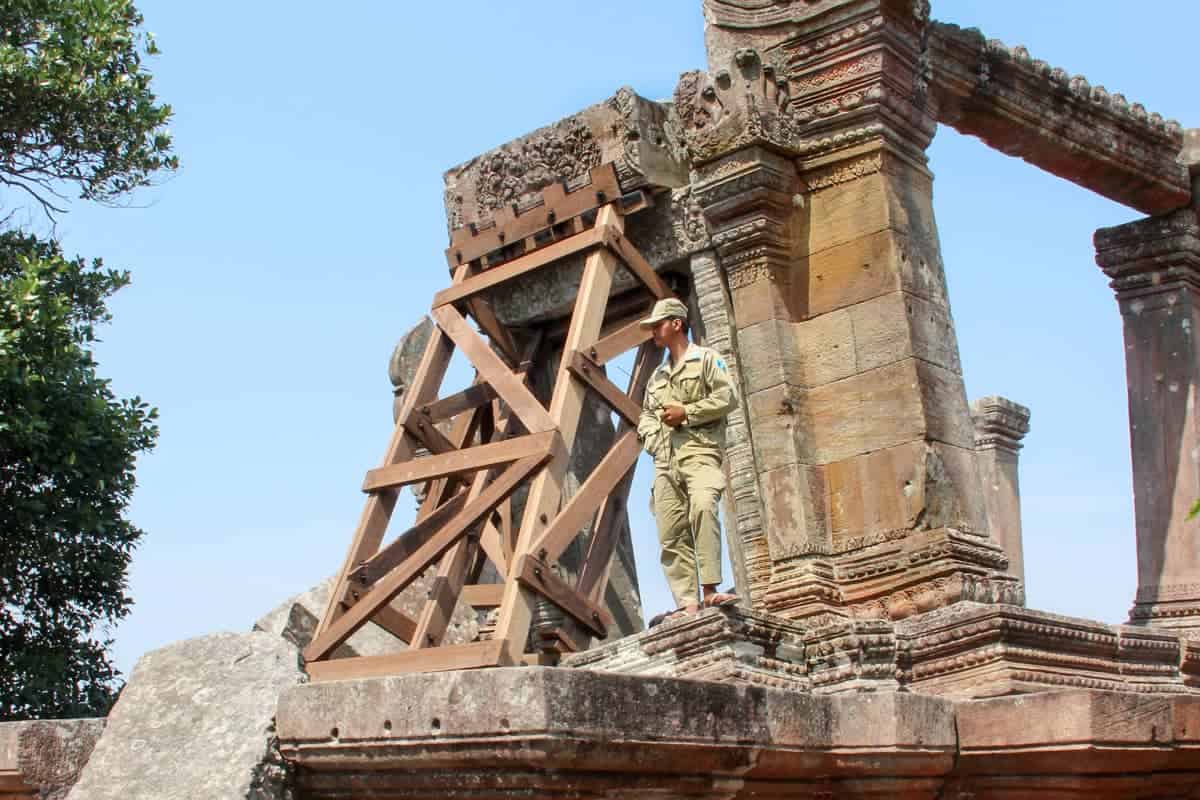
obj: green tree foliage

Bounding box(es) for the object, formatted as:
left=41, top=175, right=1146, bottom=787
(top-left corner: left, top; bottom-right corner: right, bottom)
left=0, top=0, right=177, bottom=217
left=0, top=233, right=158, bottom=718
left=0, top=0, right=173, bottom=719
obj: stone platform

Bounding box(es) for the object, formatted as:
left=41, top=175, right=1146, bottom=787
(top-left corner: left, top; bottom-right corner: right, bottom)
left=564, top=603, right=1200, bottom=698
left=276, top=666, right=1200, bottom=799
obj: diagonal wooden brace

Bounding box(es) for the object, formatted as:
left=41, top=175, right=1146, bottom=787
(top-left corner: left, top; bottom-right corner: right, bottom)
left=566, top=350, right=642, bottom=425
left=304, top=451, right=551, bottom=663
left=529, top=429, right=642, bottom=566
left=514, top=554, right=614, bottom=640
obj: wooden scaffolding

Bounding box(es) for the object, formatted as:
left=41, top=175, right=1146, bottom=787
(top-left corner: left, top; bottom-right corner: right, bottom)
left=302, top=164, right=673, bottom=680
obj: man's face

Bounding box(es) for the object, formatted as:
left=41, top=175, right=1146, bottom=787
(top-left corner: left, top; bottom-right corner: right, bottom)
left=651, top=317, right=678, bottom=347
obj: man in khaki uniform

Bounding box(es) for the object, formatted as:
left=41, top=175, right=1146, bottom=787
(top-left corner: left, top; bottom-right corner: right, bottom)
left=636, top=298, right=739, bottom=619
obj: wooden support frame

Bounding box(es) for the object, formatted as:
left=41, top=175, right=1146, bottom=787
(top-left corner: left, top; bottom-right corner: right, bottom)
left=306, top=178, right=670, bottom=681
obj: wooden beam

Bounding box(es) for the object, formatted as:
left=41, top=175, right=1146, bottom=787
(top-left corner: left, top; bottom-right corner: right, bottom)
left=355, top=490, right=470, bottom=586
left=587, top=316, right=654, bottom=366
left=312, top=325, right=455, bottom=645
left=491, top=204, right=625, bottom=664
left=402, top=414, right=458, bottom=456
left=306, top=640, right=507, bottom=682
left=362, top=431, right=553, bottom=492
left=433, top=224, right=607, bottom=308
left=433, top=305, right=556, bottom=434
left=305, top=452, right=548, bottom=662
left=465, top=293, right=520, bottom=366
left=368, top=604, right=419, bottom=645
left=444, top=164, right=620, bottom=269
left=601, top=225, right=673, bottom=300
left=566, top=350, right=642, bottom=425
left=578, top=341, right=662, bottom=602
left=515, top=555, right=613, bottom=639
left=478, top=520, right=508, bottom=579
left=530, top=429, right=641, bottom=565
left=416, top=383, right=497, bottom=424
left=461, top=583, right=504, bottom=608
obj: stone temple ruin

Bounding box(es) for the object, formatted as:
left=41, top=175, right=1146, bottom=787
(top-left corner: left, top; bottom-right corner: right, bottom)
left=5, top=1, right=1200, bottom=797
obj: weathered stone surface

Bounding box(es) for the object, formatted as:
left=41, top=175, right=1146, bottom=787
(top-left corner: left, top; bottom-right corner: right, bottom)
left=1096, top=209, right=1200, bottom=637
left=929, top=21, right=1190, bottom=216
left=952, top=690, right=1200, bottom=796
left=387, top=316, right=433, bottom=423
left=276, top=663, right=1200, bottom=798
left=443, top=88, right=686, bottom=235
left=972, top=396, right=1031, bottom=586
left=277, top=665, right=957, bottom=798
left=66, top=632, right=304, bottom=800
left=0, top=718, right=104, bottom=800
left=253, top=573, right=478, bottom=659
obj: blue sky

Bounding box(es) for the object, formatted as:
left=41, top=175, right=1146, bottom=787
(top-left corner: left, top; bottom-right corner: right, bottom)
left=33, top=1, right=1198, bottom=675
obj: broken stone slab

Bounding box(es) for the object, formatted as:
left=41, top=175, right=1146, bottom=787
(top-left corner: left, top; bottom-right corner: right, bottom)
left=66, top=632, right=305, bottom=800
left=253, top=573, right=479, bottom=658
left=0, top=718, right=104, bottom=800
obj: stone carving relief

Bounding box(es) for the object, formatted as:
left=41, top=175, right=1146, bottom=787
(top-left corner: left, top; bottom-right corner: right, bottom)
left=473, top=118, right=601, bottom=218
left=673, top=49, right=801, bottom=165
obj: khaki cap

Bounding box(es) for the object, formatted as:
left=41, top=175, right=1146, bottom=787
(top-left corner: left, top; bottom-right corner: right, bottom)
left=638, top=298, right=689, bottom=328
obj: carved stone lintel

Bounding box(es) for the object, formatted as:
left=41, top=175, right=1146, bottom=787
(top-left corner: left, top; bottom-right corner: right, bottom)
left=442, top=88, right=686, bottom=234
left=930, top=22, right=1190, bottom=216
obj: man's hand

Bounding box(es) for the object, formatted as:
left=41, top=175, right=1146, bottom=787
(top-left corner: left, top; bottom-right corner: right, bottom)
left=660, top=403, right=687, bottom=428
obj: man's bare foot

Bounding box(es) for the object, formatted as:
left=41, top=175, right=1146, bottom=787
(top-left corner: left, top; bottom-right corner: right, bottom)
left=703, top=592, right=739, bottom=608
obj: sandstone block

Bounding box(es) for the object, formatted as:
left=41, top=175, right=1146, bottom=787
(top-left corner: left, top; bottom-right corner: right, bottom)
left=801, top=157, right=938, bottom=258
left=760, top=462, right=828, bottom=558
left=729, top=263, right=794, bottom=327
left=802, top=227, right=901, bottom=318
left=66, top=632, right=305, bottom=800
left=804, top=360, right=926, bottom=464
left=745, top=383, right=805, bottom=471
left=736, top=319, right=799, bottom=395
left=849, top=291, right=962, bottom=376
left=0, top=718, right=104, bottom=800
left=791, top=307, right=856, bottom=388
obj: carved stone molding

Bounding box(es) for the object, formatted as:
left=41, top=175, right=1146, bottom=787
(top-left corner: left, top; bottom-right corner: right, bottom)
left=970, top=396, right=1031, bottom=454
left=929, top=22, right=1190, bottom=216
left=1094, top=207, right=1200, bottom=296
left=693, top=147, right=799, bottom=298
left=567, top=602, right=1200, bottom=700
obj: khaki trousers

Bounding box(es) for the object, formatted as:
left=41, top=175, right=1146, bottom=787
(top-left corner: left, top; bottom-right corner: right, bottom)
left=652, top=452, right=725, bottom=608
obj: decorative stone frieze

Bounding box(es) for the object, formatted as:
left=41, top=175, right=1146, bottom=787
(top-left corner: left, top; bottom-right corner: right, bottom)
left=570, top=602, right=1200, bottom=700
left=1096, top=207, right=1200, bottom=638
left=971, top=396, right=1031, bottom=586
left=929, top=22, right=1190, bottom=215
left=443, top=88, right=687, bottom=235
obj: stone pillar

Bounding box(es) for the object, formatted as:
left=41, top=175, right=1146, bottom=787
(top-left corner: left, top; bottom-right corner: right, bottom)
left=677, top=0, right=1016, bottom=622
left=971, top=397, right=1031, bottom=588
left=1095, top=136, right=1200, bottom=635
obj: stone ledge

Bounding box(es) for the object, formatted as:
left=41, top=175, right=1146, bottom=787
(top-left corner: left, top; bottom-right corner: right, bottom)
left=278, top=667, right=955, bottom=796
left=276, top=669, right=1200, bottom=799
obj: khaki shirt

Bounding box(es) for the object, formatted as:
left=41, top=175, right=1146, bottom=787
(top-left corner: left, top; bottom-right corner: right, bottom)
left=637, top=343, right=738, bottom=468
